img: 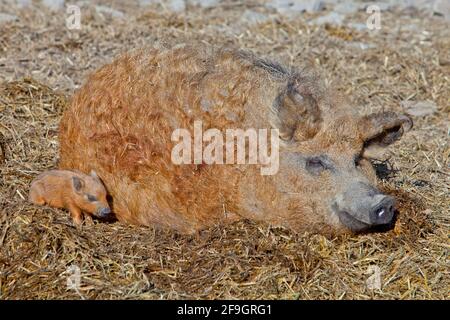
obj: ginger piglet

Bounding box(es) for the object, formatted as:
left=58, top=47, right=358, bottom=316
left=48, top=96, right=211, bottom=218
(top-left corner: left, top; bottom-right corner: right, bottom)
left=29, top=169, right=111, bottom=225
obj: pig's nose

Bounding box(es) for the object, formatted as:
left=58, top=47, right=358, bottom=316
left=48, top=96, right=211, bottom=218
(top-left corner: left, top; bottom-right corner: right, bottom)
left=98, top=207, right=111, bottom=218
left=370, top=196, right=395, bottom=225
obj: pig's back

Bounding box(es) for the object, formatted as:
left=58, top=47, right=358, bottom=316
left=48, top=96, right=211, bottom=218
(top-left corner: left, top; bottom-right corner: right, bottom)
left=58, top=44, right=287, bottom=231
left=59, top=44, right=287, bottom=172
left=30, top=170, right=73, bottom=200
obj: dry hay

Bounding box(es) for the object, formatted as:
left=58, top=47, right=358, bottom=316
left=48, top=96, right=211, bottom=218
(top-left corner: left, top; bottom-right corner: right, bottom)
left=0, top=1, right=449, bottom=299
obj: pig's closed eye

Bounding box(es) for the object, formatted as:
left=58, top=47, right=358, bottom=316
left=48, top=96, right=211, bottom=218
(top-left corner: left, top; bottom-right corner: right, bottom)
left=306, top=157, right=328, bottom=174
left=87, top=194, right=97, bottom=202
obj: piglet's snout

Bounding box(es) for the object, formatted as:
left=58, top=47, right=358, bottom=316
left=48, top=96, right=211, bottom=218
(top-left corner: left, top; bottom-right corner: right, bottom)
left=97, top=207, right=111, bottom=218
left=370, top=195, right=395, bottom=225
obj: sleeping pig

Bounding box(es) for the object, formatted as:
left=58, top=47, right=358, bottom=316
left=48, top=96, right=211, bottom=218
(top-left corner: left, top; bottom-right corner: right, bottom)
left=58, top=43, right=412, bottom=235
left=29, top=170, right=111, bottom=225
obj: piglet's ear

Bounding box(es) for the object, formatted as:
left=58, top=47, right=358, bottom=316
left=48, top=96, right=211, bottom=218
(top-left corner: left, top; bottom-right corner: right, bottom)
left=90, top=170, right=99, bottom=180
left=72, top=176, right=84, bottom=193
left=361, top=111, right=413, bottom=159
left=270, top=83, right=321, bottom=141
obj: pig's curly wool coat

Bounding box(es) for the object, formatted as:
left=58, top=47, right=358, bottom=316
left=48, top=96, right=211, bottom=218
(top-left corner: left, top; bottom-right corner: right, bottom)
left=59, top=43, right=410, bottom=234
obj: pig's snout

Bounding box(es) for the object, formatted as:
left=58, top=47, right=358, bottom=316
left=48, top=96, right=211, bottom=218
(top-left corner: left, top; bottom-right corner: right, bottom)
left=370, top=196, right=395, bottom=225
left=334, top=183, right=396, bottom=232
left=97, top=207, right=111, bottom=218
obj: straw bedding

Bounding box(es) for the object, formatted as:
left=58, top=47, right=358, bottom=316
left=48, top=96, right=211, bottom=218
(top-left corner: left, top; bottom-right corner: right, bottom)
left=0, top=1, right=448, bottom=299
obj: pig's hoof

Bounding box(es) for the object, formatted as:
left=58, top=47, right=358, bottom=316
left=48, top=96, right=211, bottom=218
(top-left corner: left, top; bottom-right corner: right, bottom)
left=84, top=215, right=94, bottom=226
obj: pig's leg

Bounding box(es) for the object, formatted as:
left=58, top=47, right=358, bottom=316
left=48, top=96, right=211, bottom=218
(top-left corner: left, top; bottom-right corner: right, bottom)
left=68, top=204, right=83, bottom=226
left=29, top=185, right=46, bottom=205
left=84, top=214, right=94, bottom=226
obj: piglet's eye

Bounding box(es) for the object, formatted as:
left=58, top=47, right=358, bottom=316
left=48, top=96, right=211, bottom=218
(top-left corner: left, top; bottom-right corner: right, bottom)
left=354, top=155, right=362, bottom=167
left=87, top=194, right=97, bottom=202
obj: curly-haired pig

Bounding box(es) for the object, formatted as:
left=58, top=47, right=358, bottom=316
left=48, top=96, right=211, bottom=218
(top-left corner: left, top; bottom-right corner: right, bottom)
left=58, top=43, right=412, bottom=235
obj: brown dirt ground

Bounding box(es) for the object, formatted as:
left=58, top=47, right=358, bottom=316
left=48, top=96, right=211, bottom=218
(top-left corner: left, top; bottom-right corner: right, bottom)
left=0, top=1, right=448, bottom=299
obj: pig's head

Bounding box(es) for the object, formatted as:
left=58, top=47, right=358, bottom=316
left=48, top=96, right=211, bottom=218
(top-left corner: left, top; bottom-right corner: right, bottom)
left=71, top=170, right=111, bottom=218
left=270, top=80, right=413, bottom=233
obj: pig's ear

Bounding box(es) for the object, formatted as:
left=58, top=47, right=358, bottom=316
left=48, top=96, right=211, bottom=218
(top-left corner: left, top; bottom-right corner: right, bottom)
left=270, top=84, right=321, bottom=141
left=361, top=111, right=413, bottom=159
left=72, top=176, right=84, bottom=193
